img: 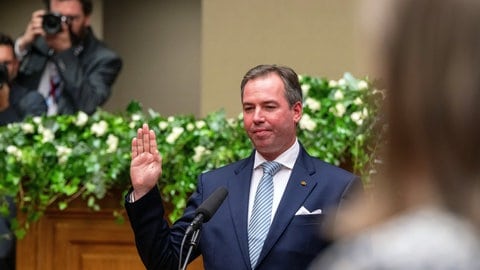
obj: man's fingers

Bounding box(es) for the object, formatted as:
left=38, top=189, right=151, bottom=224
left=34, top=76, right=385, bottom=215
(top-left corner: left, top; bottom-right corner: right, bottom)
left=132, top=123, right=159, bottom=158
left=131, top=138, right=138, bottom=158
left=148, top=130, right=157, bottom=154
left=142, top=124, right=150, bottom=153
left=136, top=127, right=144, bottom=153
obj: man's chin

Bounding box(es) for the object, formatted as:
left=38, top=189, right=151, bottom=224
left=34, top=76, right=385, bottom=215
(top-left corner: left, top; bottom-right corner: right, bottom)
left=251, top=138, right=273, bottom=150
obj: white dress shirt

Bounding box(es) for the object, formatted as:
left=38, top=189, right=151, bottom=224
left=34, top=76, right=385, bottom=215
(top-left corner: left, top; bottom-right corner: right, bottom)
left=248, top=139, right=300, bottom=224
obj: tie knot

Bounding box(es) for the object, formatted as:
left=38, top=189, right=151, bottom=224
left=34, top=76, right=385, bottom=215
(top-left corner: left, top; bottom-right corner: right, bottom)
left=262, top=161, right=282, bottom=176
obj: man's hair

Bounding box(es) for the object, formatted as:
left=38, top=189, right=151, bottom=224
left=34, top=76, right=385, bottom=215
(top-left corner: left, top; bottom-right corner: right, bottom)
left=240, top=64, right=303, bottom=108
left=0, top=32, right=15, bottom=49
left=43, top=0, right=93, bottom=16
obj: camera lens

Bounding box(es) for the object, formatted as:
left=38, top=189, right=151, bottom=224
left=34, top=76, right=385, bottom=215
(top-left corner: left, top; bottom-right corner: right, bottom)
left=42, top=13, right=63, bottom=34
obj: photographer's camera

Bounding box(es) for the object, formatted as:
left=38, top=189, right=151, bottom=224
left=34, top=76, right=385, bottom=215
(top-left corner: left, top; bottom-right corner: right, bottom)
left=42, top=12, right=71, bottom=34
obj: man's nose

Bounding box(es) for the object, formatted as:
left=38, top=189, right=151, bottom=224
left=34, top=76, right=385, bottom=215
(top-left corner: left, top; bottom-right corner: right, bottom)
left=252, top=108, right=265, bottom=122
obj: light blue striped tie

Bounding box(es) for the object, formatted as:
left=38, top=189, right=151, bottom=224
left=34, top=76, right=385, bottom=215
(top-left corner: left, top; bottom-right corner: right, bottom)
left=248, top=161, right=282, bottom=269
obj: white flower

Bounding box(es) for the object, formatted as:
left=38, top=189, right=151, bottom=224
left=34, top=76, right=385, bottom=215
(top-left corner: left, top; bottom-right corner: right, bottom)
left=301, top=83, right=311, bottom=96
left=159, top=121, right=169, bottom=130
left=299, top=114, right=317, bottom=131
left=6, top=145, right=18, bottom=154
left=129, top=122, right=136, bottom=129
left=357, top=80, right=368, bottom=90
left=363, top=107, right=369, bottom=117
left=351, top=111, right=364, bottom=126
left=193, top=145, right=210, bottom=163
left=305, top=97, right=321, bottom=112
left=338, top=78, right=346, bottom=86
left=166, top=126, right=184, bottom=144
left=106, top=134, right=119, bottom=153
left=21, top=123, right=35, bottom=134
left=350, top=108, right=369, bottom=126
left=41, top=128, right=55, bottom=143
left=75, top=111, right=89, bottom=127
left=91, top=120, right=108, bottom=137
left=186, top=123, right=195, bottom=131
left=227, top=118, right=237, bottom=127
left=167, top=116, right=175, bottom=122
left=6, top=145, right=22, bottom=159
left=131, top=114, right=142, bottom=121
left=56, top=145, right=72, bottom=164
left=333, top=90, right=344, bottom=100
left=33, top=116, right=42, bottom=124
left=195, top=120, right=206, bottom=129
left=331, top=103, right=346, bottom=117
left=354, top=97, right=363, bottom=105
left=328, top=80, right=338, bottom=88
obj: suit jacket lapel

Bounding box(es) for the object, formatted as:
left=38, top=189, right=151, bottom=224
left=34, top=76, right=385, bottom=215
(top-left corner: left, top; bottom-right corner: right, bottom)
left=257, top=147, right=317, bottom=265
left=228, top=154, right=255, bottom=269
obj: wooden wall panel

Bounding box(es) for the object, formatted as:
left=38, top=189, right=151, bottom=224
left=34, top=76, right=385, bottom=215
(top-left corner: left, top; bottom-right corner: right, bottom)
left=16, top=192, right=204, bottom=270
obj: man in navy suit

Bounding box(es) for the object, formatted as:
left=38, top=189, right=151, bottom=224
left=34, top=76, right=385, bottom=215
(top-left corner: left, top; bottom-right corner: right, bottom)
left=125, top=64, right=362, bottom=270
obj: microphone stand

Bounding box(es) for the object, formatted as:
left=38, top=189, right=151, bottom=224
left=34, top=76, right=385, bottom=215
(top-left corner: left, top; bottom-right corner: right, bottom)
left=180, top=228, right=201, bottom=270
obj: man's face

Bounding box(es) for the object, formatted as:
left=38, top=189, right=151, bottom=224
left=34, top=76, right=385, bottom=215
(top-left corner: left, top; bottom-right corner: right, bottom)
left=0, top=45, right=19, bottom=82
left=242, top=73, right=302, bottom=160
left=49, top=0, right=90, bottom=37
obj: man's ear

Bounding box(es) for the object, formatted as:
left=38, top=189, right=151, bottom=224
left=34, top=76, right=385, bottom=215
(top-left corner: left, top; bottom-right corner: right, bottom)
left=292, top=101, right=303, bottom=123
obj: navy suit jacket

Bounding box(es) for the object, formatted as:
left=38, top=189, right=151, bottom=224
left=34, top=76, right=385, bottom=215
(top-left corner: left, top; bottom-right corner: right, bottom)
left=126, top=145, right=361, bottom=270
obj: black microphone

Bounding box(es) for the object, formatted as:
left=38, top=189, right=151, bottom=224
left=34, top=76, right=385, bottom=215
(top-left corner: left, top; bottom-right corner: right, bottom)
left=185, top=187, right=228, bottom=235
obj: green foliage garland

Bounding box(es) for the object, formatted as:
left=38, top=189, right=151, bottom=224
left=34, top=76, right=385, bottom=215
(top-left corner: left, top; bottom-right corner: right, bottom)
left=0, top=73, right=384, bottom=237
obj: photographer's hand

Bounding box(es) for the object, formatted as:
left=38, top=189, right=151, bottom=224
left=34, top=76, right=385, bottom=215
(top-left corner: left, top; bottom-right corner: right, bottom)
left=17, top=10, right=46, bottom=53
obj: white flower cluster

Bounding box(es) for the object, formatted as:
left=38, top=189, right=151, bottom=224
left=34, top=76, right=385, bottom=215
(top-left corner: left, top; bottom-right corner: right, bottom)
left=299, top=114, right=317, bottom=131
left=357, top=80, right=368, bottom=90
left=6, top=145, right=22, bottom=160
left=91, top=120, right=108, bottom=137
left=159, top=121, right=169, bottom=130
left=186, top=123, right=195, bottom=131
left=75, top=111, right=89, bottom=127
left=106, top=134, right=119, bottom=153
left=193, top=145, right=211, bottom=163
left=38, top=125, right=55, bottom=143
left=56, top=145, right=72, bottom=164
left=331, top=103, right=347, bottom=117
left=166, top=126, right=184, bottom=144
left=195, top=120, right=206, bottom=129
left=301, top=83, right=311, bottom=96
left=350, top=108, right=369, bottom=126
left=304, top=97, right=321, bottom=112
left=21, top=123, right=35, bottom=134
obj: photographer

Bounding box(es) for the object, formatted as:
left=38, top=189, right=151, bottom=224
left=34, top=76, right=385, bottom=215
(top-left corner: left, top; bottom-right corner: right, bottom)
left=0, top=33, right=46, bottom=126
left=15, top=0, right=122, bottom=116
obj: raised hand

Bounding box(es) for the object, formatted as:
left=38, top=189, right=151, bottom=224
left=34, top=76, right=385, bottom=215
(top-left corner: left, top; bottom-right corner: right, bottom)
left=130, top=123, right=162, bottom=200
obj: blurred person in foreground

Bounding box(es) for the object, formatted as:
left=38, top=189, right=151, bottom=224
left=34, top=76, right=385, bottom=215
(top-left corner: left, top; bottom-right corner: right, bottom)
left=14, top=0, right=122, bottom=116
left=126, top=64, right=362, bottom=270
left=0, top=32, right=46, bottom=270
left=309, top=0, right=480, bottom=269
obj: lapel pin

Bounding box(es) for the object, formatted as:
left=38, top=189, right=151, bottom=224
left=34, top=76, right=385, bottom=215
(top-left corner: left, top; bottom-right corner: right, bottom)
left=300, top=180, right=307, bottom=186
